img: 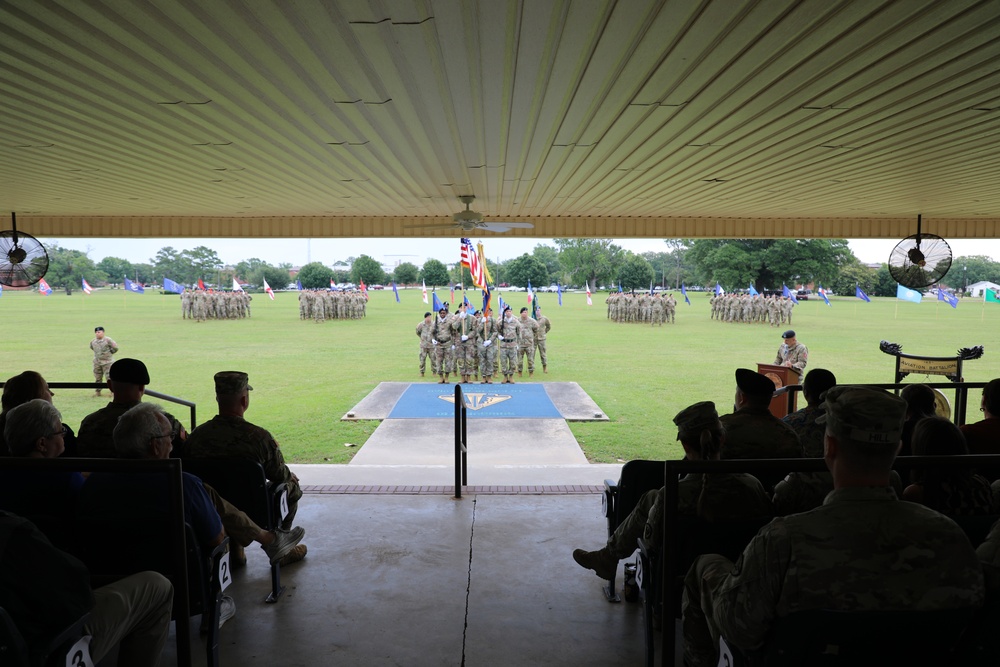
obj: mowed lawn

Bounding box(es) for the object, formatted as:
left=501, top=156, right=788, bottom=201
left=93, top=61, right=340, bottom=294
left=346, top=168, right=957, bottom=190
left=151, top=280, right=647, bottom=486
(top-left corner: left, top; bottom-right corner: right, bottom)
left=3, top=287, right=998, bottom=464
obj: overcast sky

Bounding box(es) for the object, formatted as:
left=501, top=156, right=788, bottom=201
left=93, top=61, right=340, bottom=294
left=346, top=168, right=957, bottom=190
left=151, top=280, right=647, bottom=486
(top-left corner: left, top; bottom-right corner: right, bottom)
left=42, top=235, right=1000, bottom=269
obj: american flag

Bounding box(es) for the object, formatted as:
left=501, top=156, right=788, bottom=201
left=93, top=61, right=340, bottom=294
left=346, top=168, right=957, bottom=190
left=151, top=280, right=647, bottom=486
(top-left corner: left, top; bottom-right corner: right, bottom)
left=460, top=238, right=487, bottom=291
left=82, top=278, right=93, bottom=294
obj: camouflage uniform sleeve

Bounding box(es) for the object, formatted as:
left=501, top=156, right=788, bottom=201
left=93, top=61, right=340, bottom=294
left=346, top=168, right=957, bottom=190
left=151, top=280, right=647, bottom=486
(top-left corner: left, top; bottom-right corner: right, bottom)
left=108, top=338, right=119, bottom=354
left=791, top=345, right=808, bottom=373
left=261, top=431, right=294, bottom=486
left=774, top=345, right=784, bottom=366
left=701, top=519, right=791, bottom=652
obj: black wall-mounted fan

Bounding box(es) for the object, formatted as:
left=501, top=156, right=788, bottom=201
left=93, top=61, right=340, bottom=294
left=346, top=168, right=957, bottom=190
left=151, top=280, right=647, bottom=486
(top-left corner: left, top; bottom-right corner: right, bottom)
left=0, top=213, right=50, bottom=287
left=888, top=215, right=952, bottom=289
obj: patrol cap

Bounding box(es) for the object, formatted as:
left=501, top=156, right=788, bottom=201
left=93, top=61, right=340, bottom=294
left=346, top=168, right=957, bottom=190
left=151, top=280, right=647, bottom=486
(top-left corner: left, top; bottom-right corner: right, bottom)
left=520, top=307, right=528, bottom=313
left=735, top=368, right=775, bottom=396
left=817, top=386, right=906, bottom=445
left=424, top=312, right=431, bottom=318
left=94, top=326, right=105, bottom=332
left=215, top=371, right=252, bottom=395
left=673, top=401, right=719, bottom=441
left=782, top=330, right=796, bottom=339
left=109, top=358, right=150, bottom=385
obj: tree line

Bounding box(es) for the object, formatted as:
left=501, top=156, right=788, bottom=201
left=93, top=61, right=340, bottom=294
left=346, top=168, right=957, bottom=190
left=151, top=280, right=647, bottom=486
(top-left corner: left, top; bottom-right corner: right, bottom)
left=38, top=239, right=1000, bottom=296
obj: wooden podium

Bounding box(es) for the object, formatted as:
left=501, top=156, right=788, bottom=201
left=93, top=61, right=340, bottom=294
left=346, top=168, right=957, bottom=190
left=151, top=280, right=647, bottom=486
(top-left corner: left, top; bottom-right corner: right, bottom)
left=757, top=363, right=799, bottom=418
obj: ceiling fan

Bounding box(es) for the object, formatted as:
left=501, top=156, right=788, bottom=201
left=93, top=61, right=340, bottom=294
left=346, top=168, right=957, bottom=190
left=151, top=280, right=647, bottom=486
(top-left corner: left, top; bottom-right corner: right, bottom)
left=405, top=195, right=534, bottom=233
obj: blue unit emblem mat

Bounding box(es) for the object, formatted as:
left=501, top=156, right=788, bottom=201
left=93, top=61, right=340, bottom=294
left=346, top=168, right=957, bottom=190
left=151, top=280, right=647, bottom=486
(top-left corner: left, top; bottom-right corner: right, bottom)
left=388, top=384, right=561, bottom=419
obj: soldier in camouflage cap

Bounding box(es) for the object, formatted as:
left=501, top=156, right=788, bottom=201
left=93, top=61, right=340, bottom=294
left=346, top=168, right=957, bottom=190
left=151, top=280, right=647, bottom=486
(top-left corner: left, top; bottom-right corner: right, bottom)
left=572, top=401, right=771, bottom=582
left=183, top=371, right=308, bottom=566
left=682, top=386, right=985, bottom=667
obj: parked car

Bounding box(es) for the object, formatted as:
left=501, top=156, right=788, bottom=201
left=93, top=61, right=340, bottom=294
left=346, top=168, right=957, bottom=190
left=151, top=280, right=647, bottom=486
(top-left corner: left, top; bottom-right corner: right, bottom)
left=796, top=289, right=811, bottom=300
left=370, top=284, right=384, bottom=290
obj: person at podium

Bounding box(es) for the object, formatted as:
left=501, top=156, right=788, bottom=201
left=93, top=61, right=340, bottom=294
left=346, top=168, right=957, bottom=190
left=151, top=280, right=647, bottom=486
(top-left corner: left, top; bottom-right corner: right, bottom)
left=774, top=330, right=808, bottom=383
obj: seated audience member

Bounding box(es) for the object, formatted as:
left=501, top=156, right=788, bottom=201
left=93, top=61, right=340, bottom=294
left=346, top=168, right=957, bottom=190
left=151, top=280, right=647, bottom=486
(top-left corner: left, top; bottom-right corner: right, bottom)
left=1, top=511, right=173, bottom=667
left=0, top=370, right=78, bottom=456
left=184, top=371, right=307, bottom=565
left=899, top=383, right=937, bottom=457
left=962, top=378, right=1000, bottom=456
left=76, top=358, right=186, bottom=458
left=721, top=369, right=802, bottom=460
left=902, top=416, right=993, bottom=515
left=682, top=387, right=985, bottom=667
left=572, top=401, right=772, bottom=580
left=109, top=403, right=305, bottom=566
left=781, top=368, right=837, bottom=457
left=0, top=400, right=84, bottom=526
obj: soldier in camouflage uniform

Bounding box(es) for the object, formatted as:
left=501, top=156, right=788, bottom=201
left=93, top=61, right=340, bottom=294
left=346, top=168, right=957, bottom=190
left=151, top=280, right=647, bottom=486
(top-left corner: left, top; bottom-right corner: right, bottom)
left=183, top=371, right=308, bottom=570
left=415, top=311, right=437, bottom=377
left=451, top=302, right=477, bottom=384
left=682, top=386, right=986, bottom=667
left=774, top=329, right=808, bottom=383
left=432, top=306, right=454, bottom=384
left=475, top=307, right=499, bottom=383
left=516, top=307, right=539, bottom=378
left=721, top=369, right=802, bottom=463
left=573, top=401, right=772, bottom=581
left=533, top=306, right=552, bottom=372
left=77, top=358, right=187, bottom=458
left=498, top=306, right=521, bottom=383
left=89, top=327, right=119, bottom=396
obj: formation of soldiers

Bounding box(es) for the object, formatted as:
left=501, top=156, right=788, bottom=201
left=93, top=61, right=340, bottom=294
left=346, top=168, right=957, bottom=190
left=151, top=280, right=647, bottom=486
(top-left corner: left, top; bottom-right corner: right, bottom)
left=605, top=292, right=677, bottom=324
left=710, top=293, right=795, bottom=326
left=297, top=290, right=367, bottom=322
left=416, top=302, right=551, bottom=384
left=181, top=290, right=253, bottom=321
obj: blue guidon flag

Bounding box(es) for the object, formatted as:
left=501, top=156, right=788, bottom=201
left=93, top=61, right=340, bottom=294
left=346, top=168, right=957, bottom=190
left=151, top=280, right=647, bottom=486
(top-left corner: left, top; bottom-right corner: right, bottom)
left=855, top=285, right=871, bottom=302
left=124, top=277, right=144, bottom=294
left=937, top=287, right=958, bottom=309
left=163, top=277, right=184, bottom=294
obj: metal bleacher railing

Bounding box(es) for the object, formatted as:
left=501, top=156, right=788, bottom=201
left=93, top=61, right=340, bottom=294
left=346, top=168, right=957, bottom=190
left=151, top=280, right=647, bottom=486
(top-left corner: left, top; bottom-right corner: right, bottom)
left=454, top=384, right=468, bottom=497
left=32, top=381, right=199, bottom=429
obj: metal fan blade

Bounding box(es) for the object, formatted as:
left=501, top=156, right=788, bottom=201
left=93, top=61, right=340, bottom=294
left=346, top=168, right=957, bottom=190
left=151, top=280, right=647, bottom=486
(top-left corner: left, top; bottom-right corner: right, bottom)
left=480, top=222, right=534, bottom=232
left=401, top=222, right=466, bottom=230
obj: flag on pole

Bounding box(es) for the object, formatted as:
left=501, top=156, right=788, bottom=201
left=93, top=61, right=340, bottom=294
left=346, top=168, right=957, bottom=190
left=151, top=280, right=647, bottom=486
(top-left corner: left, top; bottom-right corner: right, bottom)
left=0, top=283, right=3, bottom=297
left=263, top=278, right=275, bottom=300
left=586, top=281, right=592, bottom=306
left=296, top=279, right=303, bottom=291
left=896, top=284, right=922, bottom=303
left=649, top=280, right=655, bottom=296
left=532, top=294, right=540, bottom=320
left=163, top=277, right=184, bottom=294
left=460, top=238, right=488, bottom=290
left=450, top=283, right=455, bottom=304
left=232, top=277, right=243, bottom=292
left=782, top=284, right=799, bottom=304
left=818, top=285, right=831, bottom=306
left=527, top=280, right=534, bottom=305
left=498, top=295, right=508, bottom=316
left=464, top=294, right=471, bottom=309
left=330, top=278, right=336, bottom=290
left=682, top=284, right=691, bottom=305
left=937, top=287, right=958, bottom=308
left=714, top=282, right=725, bottom=296
left=855, top=285, right=871, bottom=302
left=124, top=277, right=144, bottom=294
left=82, top=278, right=93, bottom=294
left=359, top=279, right=368, bottom=300
left=748, top=284, right=759, bottom=297
left=38, top=278, right=52, bottom=295
left=392, top=281, right=400, bottom=303
left=985, top=288, right=1000, bottom=304
left=618, top=281, right=623, bottom=293
left=432, top=291, right=444, bottom=312
left=557, top=284, right=563, bottom=306
left=421, top=280, right=428, bottom=304
left=198, top=278, right=206, bottom=291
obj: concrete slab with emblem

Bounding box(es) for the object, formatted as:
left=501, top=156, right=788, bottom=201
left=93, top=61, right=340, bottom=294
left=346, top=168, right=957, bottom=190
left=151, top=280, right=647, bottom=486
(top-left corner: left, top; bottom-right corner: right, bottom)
left=341, top=382, right=607, bottom=421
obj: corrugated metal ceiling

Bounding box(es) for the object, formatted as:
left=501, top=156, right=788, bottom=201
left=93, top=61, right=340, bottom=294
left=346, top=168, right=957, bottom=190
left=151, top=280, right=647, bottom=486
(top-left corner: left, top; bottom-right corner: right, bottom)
left=2, top=0, right=999, bottom=239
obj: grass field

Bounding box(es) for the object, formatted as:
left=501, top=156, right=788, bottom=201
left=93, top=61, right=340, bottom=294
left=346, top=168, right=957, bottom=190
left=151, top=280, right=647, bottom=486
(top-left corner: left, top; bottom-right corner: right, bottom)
left=2, top=287, right=998, bottom=463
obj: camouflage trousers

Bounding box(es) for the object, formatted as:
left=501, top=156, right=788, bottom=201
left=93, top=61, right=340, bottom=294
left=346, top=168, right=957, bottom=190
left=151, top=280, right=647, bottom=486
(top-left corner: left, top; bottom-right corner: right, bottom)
left=434, top=342, right=455, bottom=374
left=93, top=360, right=113, bottom=384
left=682, top=554, right=737, bottom=667
left=607, top=487, right=661, bottom=559
left=455, top=339, right=477, bottom=375
left=534, top=340, right=548, bottom=368
left=517, top=345, right=536, bottom=373
left=419, top=345, right=437, bottom=375
left=478, top=344, right=497, bottom=377
left=202, top=482, right=264, bottom=547
left=500, top=346, right=518, bottom=375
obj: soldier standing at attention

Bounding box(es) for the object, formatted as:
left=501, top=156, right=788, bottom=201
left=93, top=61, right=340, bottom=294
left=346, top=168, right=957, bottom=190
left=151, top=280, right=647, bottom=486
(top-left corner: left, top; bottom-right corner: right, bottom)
left=533, top=306, right=552, bottom=373
left=416, top=312, right=436, bottom=378
left=498, top=306, right=521, bottom=384
left=476, top=307, right=499, bottom=384
left=516, top=307, right=539, bottom=378
left=432, top=306, right=454, bottom=384
left=451, top=302, right=477, bottom=384
left=774, top=329, right=808, bottom=383
left=90, top=327, right=118, bottom=397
